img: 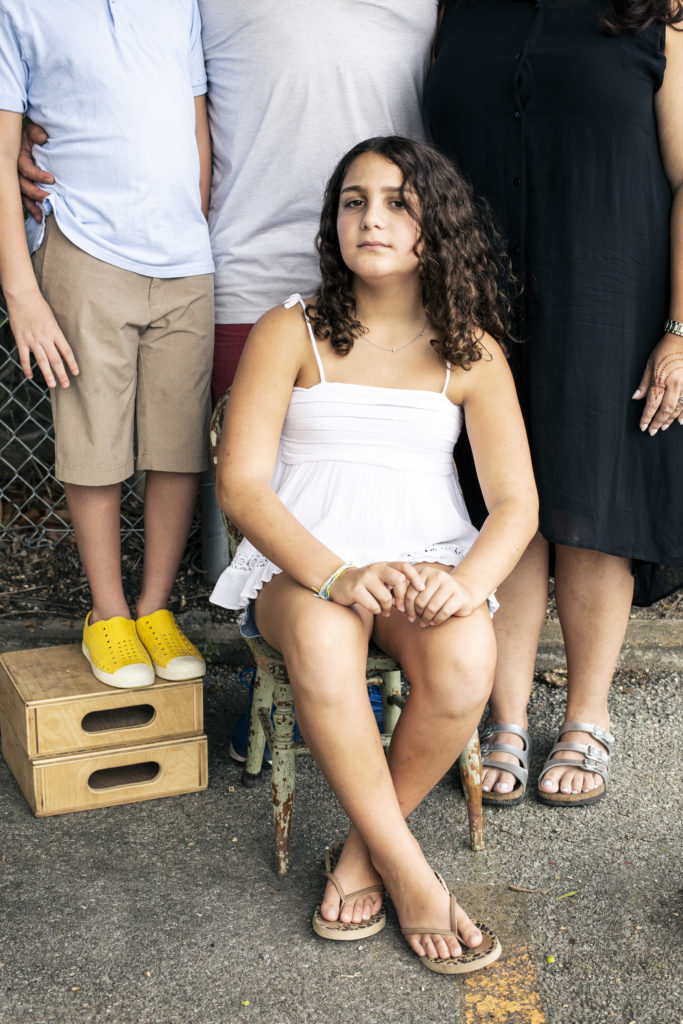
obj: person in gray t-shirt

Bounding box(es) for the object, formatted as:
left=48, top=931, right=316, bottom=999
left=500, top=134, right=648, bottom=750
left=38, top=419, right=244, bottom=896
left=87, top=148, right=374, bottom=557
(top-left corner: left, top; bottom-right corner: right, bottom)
left=21, top=0, right=438, bottom=399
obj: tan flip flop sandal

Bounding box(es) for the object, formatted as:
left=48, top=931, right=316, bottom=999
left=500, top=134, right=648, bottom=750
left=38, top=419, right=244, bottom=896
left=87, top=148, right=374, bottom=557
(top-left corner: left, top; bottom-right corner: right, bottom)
left=401, top=875, right=502, bottom=975
left=312, top=844, right=386, bottom=941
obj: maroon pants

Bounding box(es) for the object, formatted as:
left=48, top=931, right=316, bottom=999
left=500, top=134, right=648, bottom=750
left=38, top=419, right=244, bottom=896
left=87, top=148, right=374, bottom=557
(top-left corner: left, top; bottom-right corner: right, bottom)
left=211, top=323, right=253, bottom=408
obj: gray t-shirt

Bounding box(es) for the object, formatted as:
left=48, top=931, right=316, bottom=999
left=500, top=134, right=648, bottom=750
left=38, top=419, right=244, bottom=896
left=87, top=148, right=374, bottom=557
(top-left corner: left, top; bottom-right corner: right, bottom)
left=200, top=0, right=437, bottom=324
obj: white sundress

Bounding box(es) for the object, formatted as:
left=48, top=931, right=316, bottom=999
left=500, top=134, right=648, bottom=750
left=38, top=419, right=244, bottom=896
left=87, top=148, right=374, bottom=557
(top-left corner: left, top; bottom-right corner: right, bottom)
left=210, top=294, right=497, bottom=613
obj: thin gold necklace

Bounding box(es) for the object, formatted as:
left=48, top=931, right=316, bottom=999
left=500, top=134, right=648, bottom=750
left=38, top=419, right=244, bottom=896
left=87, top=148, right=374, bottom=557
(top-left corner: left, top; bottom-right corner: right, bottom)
left=361, top=320, right=428, bottom=354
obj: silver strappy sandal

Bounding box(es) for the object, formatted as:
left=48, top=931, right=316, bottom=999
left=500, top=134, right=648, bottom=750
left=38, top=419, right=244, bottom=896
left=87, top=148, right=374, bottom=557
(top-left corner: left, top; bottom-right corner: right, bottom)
left=480, top=722, right=530, bottom=806
left=537, top=721, right=614, bottom=807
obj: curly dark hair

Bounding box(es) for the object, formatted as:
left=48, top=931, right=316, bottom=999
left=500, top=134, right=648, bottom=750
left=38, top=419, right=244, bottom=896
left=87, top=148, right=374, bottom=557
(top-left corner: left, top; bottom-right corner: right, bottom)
left=444, top=0, right=683, bottom=33
left=305, top=136, right=516, bottom=370
left=602, top=0, right=683, bottom=33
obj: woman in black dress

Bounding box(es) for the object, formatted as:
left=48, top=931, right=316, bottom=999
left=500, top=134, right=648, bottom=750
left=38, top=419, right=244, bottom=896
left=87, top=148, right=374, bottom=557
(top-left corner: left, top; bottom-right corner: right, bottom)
left=425, top=0, right=683, bottom=805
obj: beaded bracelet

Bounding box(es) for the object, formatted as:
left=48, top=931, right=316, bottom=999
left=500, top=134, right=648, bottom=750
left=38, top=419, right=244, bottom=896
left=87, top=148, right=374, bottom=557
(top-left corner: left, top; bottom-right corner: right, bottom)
left=315, top=562, right=356, bottom=601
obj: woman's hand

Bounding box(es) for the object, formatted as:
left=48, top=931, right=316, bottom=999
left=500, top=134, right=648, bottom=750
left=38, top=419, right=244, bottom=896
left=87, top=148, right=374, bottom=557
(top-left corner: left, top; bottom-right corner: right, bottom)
left=403, top=562, right=480, bottom=626
left=328, top=562, right=425, bottom=616
left=632, top=333, right=683, bottom=434
left=18, top=121, right=52, bottom=223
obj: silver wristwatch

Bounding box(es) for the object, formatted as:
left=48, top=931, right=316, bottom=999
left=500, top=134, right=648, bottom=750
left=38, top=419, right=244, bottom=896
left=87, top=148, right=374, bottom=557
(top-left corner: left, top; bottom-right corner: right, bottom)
left=664, top=318, right=683, bottom=338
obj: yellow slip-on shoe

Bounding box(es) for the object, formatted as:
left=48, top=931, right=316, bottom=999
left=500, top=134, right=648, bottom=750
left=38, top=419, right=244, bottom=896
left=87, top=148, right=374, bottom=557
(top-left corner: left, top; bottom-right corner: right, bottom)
left=82, top=613, right=155, bottom=689
left=136, top=609, right=206, bottom=681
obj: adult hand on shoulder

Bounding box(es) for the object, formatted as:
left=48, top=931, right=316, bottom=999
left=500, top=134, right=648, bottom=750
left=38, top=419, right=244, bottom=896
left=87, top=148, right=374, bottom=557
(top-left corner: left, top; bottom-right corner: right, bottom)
left=10, top=292, right=79, bottom=388
left=18, top=121, right=53, bottom=223
left=632, top=334, right=683, bottom=434
left=328, top=562, right=425, bottom=616
left=404, top=562, right=479, bottom=626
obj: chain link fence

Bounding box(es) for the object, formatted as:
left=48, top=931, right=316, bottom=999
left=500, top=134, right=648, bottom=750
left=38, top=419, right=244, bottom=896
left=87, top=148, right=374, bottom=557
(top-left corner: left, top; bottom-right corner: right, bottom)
left=0, top=293, right=144, bottom=547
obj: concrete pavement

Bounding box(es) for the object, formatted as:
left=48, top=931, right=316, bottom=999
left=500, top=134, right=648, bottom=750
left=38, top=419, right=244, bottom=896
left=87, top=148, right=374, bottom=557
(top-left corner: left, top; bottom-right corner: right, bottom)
left=0, top=614, right=681, bottom=1024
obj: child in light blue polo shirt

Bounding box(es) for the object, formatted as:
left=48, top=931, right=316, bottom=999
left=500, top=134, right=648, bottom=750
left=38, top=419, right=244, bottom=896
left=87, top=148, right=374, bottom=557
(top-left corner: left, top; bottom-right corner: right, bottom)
left=0, top=1, right=215, bottom=688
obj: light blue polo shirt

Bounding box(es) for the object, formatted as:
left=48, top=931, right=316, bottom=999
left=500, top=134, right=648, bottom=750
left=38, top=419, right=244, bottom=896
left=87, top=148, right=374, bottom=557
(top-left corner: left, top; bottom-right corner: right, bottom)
left=0, top=0, right=214, bottom=278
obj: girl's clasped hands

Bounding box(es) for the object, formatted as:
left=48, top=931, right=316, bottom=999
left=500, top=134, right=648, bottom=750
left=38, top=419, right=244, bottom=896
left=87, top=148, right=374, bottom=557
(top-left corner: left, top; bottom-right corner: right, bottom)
left=326, top=561, right=477, bottom=626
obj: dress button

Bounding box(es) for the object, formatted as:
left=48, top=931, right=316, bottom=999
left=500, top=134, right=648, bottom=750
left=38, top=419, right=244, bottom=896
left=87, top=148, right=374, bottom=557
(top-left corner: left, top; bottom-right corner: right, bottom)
left=513, top=111, right=521, bottom=120
left=513, top=177, right=521, bottom=186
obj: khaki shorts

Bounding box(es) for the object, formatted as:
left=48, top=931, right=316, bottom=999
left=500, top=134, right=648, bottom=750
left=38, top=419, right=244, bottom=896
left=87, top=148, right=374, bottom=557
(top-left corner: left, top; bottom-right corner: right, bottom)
left=32, top=217, right=214, bottom=485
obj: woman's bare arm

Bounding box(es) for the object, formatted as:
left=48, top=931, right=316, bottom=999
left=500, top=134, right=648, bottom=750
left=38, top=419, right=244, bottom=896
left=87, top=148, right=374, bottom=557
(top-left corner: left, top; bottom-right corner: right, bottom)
left=635, top=23, right=683, bottom=432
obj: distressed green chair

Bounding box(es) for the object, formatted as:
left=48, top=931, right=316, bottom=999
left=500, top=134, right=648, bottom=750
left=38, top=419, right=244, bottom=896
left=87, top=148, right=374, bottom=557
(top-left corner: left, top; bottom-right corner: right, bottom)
left=209, top=391, right=485, bottom=876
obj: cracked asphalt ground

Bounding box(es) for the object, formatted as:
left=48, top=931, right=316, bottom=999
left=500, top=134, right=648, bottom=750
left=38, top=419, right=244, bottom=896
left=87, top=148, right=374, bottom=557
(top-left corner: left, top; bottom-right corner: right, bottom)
left=0, top=607, right=681, bottom=1024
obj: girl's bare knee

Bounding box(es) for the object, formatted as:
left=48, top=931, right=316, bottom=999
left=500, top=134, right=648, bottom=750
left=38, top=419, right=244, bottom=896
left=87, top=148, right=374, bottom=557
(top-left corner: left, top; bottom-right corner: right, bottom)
left=283, top=611, right=368, bottom=701
left=415, top=635, right=495, bottom=717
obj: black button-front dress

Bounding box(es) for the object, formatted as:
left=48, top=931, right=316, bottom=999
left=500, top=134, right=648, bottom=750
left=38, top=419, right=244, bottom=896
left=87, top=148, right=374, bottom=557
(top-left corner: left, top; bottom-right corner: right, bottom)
left=425, top=0, right=683, bottom=604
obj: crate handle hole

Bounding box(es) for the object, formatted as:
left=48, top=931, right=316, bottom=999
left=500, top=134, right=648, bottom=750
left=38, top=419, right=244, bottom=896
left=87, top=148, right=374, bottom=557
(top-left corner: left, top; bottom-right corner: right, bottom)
left=88, top=761, right=161, bottom=791
left=81, top=705, right=156, bottom=733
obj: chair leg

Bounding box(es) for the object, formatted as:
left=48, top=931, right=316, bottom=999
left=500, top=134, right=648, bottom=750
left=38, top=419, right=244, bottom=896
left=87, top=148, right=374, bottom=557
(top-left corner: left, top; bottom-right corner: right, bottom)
left=242, top=667, right=275, bottom=787
left=380, top=669, right=403, bottom=735
left=459, top=730, right=485, bottom=851
left=270, top=671, right=297, bottom=876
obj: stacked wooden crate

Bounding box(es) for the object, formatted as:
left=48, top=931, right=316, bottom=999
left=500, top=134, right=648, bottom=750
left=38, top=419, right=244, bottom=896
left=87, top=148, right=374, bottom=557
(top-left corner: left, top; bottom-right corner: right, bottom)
left=0, top=644, right=207, bottom=816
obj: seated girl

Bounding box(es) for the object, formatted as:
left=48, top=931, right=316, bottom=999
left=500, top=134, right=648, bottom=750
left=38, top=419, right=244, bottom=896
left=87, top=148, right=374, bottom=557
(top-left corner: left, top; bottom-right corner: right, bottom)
left=211, top=136, right=538, bottom=975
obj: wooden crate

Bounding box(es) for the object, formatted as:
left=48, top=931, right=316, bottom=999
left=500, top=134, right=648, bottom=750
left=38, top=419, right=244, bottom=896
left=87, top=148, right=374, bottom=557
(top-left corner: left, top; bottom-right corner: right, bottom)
left=1, top=720, right=208, bottom=816
left=0, top=645, right=203, bottom=757
left=0, top=644, right=208, bottom=816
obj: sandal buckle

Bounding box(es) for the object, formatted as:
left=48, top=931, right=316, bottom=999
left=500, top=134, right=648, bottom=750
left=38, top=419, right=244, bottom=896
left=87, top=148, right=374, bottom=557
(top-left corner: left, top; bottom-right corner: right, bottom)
left=583, top=744, right=607, bottom=767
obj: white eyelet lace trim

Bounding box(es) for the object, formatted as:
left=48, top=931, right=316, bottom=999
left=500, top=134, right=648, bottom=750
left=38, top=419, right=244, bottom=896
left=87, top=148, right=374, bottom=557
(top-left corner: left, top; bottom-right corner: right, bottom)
left=230, top=552, right=270, bottom=572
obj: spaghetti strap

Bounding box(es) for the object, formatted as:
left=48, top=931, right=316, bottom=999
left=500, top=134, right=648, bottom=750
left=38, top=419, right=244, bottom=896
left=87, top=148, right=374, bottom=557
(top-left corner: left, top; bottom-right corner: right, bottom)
left=283, top=292, right=326, bottom=384
left=442, top=361, right=451, bottom=394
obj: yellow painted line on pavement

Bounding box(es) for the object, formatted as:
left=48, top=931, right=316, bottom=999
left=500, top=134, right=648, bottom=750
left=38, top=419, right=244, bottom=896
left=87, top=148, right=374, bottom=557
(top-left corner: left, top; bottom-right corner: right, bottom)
left=463, top=944, right=547, bottom=1024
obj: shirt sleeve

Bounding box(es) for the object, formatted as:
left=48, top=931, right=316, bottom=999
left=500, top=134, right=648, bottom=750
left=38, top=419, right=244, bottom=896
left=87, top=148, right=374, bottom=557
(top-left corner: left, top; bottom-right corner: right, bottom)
left=0, top=9, right=28, bottom=113
left=188, top=0, right=207, bottom=97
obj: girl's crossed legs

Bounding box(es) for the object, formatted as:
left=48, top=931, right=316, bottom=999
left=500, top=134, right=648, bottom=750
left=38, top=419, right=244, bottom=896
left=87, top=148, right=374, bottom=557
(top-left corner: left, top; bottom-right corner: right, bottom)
left=254, top=571, right=495, bottom=961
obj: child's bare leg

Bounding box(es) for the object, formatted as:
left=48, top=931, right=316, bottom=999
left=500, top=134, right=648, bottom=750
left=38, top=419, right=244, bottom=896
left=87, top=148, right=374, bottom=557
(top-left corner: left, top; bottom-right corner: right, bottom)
left=137, top=470, right=200, bottom=616
left=374, top=604, right=495, bottom=815
left=64, top=481, right=128, bottom=621
left=256, top=578, right=491, bottom=960
left=256, top=573, right=384, bottom=922
left=362, top=605, right=494, bottom=958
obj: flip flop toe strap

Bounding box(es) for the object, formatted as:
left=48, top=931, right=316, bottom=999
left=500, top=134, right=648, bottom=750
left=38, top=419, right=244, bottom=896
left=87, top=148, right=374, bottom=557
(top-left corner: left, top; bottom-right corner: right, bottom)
left=401, top=894, right=464, bottom=942
left=323, top=870, right=383, bottom=907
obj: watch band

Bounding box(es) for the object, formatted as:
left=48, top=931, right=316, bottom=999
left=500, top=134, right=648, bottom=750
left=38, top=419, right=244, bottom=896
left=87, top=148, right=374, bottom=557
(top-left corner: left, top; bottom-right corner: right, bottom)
left=664, top=318, right=683, bottom=338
